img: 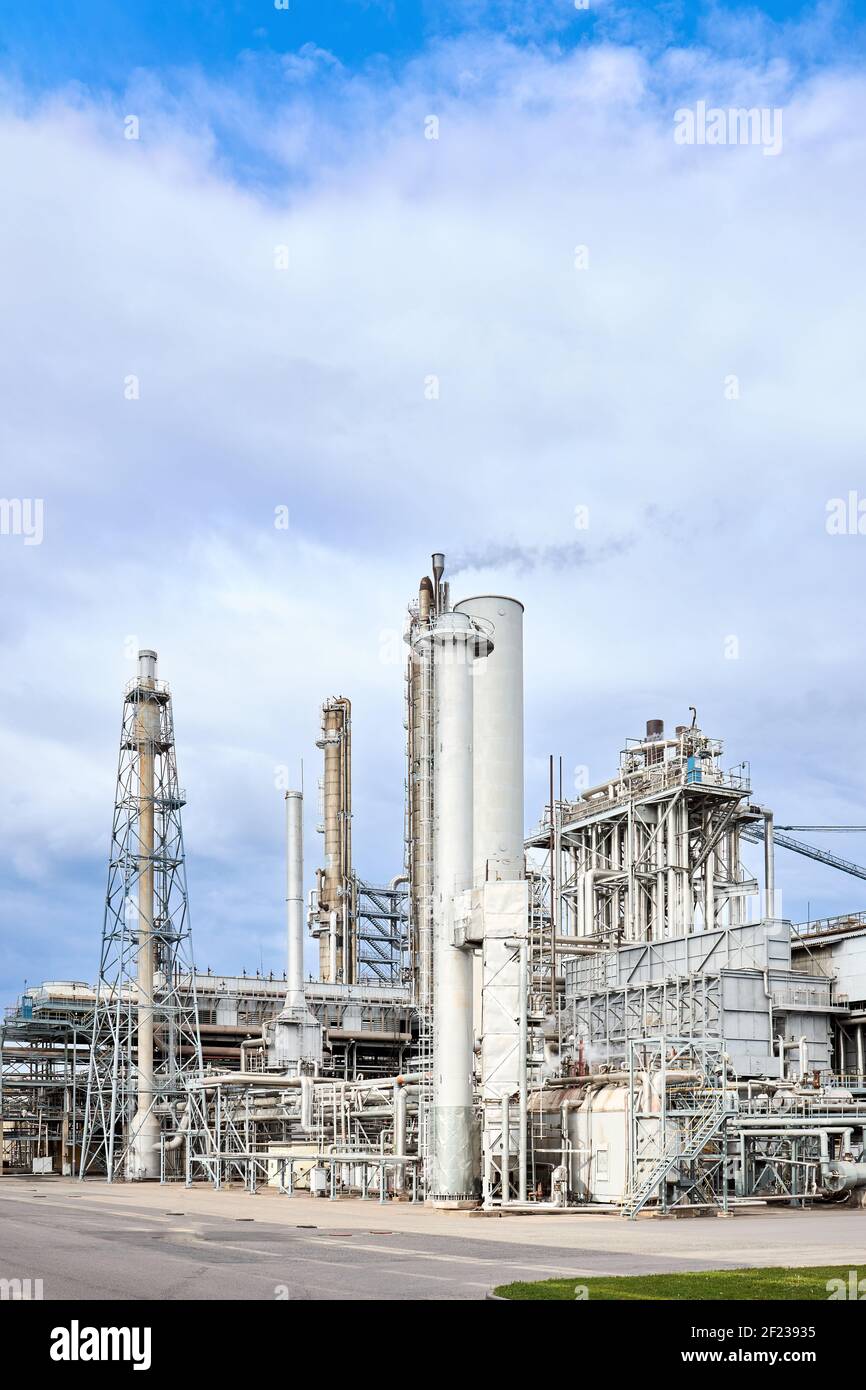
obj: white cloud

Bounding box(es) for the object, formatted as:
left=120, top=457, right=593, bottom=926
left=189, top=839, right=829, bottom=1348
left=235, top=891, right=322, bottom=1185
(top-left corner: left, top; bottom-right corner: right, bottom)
left=2, top=34, right=866, bottom=995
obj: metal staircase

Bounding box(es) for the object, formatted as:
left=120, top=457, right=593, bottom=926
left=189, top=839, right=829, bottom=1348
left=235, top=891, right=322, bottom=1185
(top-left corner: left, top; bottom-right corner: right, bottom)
left=622, top=1091, right=728, bottom=1219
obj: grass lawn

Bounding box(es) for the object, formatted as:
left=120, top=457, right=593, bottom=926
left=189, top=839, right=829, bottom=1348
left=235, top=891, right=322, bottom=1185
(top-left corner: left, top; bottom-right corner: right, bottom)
left=494, top=1266, right=863, bottom=1300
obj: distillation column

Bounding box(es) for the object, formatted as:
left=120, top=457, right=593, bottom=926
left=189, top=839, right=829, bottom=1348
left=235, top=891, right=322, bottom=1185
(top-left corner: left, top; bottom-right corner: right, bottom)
left=430, top=612, right=492, bottom=1202
left=316, top=697, right=352, bottom=982
left=408, top=576, right=435, bottom=1011
left=454, top=596, right=528, bottom=1204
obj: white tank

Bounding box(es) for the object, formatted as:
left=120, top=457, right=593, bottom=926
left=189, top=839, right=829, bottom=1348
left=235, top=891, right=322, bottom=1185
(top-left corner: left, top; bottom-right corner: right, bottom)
left=453, top=596, right=524, bottom=885
left=567, top=1084, right=629, bottom=1202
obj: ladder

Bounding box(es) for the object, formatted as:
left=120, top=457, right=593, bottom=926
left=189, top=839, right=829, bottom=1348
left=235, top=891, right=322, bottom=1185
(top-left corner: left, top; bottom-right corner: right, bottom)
left=622, top=1092, right=728, bottom=1219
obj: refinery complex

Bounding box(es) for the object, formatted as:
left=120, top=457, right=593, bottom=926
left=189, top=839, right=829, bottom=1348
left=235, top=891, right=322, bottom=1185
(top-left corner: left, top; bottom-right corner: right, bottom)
left=3, top=552, right=866, bottom=1218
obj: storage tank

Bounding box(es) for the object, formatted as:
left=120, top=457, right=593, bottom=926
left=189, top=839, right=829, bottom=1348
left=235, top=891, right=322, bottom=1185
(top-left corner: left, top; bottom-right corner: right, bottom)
left=566, top=1084, right=629, bottom=1202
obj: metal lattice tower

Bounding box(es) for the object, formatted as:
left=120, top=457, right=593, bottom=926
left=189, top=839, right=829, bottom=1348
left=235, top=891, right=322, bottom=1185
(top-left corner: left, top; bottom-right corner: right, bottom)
left=79, top=649, right=202, bottom=1181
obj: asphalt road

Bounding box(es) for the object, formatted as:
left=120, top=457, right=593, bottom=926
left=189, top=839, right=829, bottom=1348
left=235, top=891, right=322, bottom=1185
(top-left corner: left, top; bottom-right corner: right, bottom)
left=0, top=1182, right=723, bottom=1301
left=2, top=1178, right=864, bottom=1300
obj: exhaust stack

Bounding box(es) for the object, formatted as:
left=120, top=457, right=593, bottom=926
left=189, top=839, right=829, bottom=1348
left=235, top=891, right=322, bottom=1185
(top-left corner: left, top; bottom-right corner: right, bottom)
left=285, top=790, right=304, bottom=1007
left=129, top=649, right=162, bottom=1181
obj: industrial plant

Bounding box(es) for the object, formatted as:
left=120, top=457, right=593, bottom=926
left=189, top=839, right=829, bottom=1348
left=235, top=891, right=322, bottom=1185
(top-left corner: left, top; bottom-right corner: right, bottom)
left=3, top=552, right=866, bottom=1218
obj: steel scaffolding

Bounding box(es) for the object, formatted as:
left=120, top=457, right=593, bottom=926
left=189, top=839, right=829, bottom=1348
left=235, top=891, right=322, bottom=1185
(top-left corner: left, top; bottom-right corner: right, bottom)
left=79, top=659, right=202, bottom=1180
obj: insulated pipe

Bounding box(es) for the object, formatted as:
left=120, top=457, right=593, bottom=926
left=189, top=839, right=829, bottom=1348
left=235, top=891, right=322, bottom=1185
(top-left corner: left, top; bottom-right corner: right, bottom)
left=329, top=911, right=338, bottom=986
left=129, top=649, right=161, bottom=1180
left=857, top=1024, right=865, bottom=1080
left=429, top=612, right=492, bottom=1202
left=666, top=798, right=678, bottom=936
left=163, top=1102, right=191, bottom=1152
left=300, top=1076, right=314, bottom=1130
left=239, top=1038, right=265, bottom=1072
left=764, top=810, right=775, bottom=919
left=518, top=936, right=528, bottom=1203
left=500, top=1093, right=510, bottom=1205
left=821, top=1161, right=866, bottom=1193
left=453, top=596, right=525, bottom=886
left=285, top=791, right=305, bottom=1007
left=703, top=847, right=715, bottom=931
left=409, top=607, right=435, bottom=1013
left=394, top=1083, right=408, bottom=1195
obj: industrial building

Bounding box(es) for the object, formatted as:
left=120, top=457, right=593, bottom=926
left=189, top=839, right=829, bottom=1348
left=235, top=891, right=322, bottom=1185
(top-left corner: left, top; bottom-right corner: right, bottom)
left=3, top=551, right=866, bottom=1216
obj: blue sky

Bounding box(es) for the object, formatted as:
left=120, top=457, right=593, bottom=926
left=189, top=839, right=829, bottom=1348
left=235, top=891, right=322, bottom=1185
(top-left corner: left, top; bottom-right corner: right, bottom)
left=2, top=0, right=863, bottom=78
left=2, top=0, right=866, bottom=1001
left=0, top=0, right=803, bottom=82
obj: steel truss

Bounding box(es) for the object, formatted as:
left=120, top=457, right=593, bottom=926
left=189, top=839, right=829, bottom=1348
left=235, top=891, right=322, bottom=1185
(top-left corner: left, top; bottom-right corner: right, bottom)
left=527, top=726, right=758, bottom=952
left=79, top=667, right=202, bottom=1180
left=572, top=974, right=722, bottom=1058
left=354, top=880, right=410, bottom=985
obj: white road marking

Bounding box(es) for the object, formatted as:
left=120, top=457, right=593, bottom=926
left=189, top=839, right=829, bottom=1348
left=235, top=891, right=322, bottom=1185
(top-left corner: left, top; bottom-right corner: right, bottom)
left=303, top=1237, right=591, bottom=1276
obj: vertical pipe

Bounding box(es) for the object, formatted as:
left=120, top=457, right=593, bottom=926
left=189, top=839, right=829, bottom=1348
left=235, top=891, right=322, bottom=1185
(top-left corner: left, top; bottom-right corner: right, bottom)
left=410, top=616, right=435, bottom=1013
left=518, top=936, right=528, bottom=1203
left=285, top=791, right=304, bottom=1006
left=500, top=1093, right=510, bottom=1205
left=680, top=799, right=692, bottom=933
left=764, top=810, right=775, bottom=919
left=549, top=756, right=556, bottom=1005
left=626, top=803, right=634, bottom=940
left=430, top=612, right=490, bottom=1202
left=857, top=1025, right=865, bottom=1081
left=394, top=1083, right=407, bottom=1195
left=666, top=796, right=677, bottom=938
left=329, top=912, right=337, bottom=986
left=704, top=847, right=715, bottom=931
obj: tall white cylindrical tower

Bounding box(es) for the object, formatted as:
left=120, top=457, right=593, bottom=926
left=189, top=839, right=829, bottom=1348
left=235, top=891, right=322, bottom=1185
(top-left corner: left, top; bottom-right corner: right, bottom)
left=130, top=648, right=161, bottom=1180
left=285, top=790, right=304, bottom=1007
left=429, top=611, right=492, bottom=1202
left=454, top=596, right=525, bottom=886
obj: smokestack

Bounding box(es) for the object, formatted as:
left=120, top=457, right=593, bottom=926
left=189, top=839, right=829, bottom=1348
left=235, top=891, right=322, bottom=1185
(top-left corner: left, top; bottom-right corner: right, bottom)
left=646, top=718, right=664, bottom=739
left=138, top=649, right=157, bottom=683
left=285, top=791, right=304, bottom=1007
left=419, top=576, right=433, bottom=624
left=429, top=611, right=492, bottom=1203
left=129, top=648, right=161, bottom=1179
left=432, top=552, right=445, bottom=612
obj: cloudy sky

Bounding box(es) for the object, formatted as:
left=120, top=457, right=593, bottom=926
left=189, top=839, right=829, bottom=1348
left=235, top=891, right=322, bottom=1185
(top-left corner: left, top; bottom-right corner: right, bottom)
left=2, top=0, right=866, bottom=1003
